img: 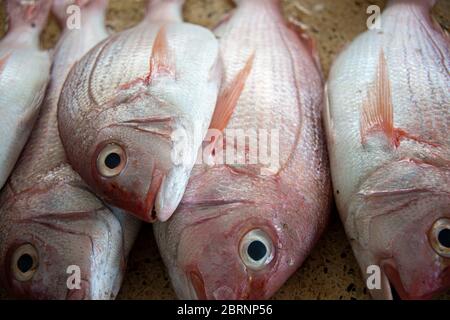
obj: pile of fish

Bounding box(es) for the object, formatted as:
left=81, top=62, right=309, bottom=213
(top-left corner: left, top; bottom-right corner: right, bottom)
left=0, top=0, right=448, bottom=300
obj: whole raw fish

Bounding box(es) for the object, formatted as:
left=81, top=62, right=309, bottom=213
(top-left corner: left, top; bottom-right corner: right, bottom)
left=325, top=0, right=450, bottom=299
left=0, top=0, right=52, bottom=189
left=58, top=0, right=222, bottom=222
left=154, top=0, right=331, bottom=300
left=0, top=0, right=140, bottom=299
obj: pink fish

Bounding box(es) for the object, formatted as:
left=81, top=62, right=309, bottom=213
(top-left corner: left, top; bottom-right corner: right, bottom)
left=325, top=0, right=450, bottom=299
left=154, top=0, right=331, bottom=300
left=57, top=0, right=222, bottom=222
left=0, top=0, right=140, bottom=300
left=0, top=0, right=52, bottom=189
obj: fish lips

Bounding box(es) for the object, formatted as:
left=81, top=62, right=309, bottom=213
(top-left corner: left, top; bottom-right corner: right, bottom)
left=93, top=177, right=161, bottom=223
left=186, top=268, right=254, bottom=300
left=381, top=260, right=450, bottom=300
left=184, top=260, right=282, bottom=300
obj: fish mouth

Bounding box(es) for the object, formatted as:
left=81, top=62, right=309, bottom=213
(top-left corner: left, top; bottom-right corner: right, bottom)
left=139, top=168, right=165, bottom=222
left=185, top=257, right=274, bottom=300
left=186, top=270, right=251, bottom=300
left=142, top=192, right=158, bottom=223
left=382, top=266, right=407, bottom=300
left=187, top=270, right=207, bottom=300
left=383, top=263, right=450, bottom=300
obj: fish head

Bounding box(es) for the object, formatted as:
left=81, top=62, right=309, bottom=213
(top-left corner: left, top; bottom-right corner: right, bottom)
left=353, top=160, right=450, bottom=299
left=68, top=87, right=195, bottom=223
left=0, top=169, right=125, bottom=299
left=380, top=211, right=450, bottom=300
left=167, top=200, right=308, bottom=300
left=57, top=22, right=216, bottom=223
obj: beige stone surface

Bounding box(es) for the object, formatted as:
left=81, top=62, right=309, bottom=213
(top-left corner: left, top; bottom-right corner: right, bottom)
left=0, top=0, right=449, bottom=300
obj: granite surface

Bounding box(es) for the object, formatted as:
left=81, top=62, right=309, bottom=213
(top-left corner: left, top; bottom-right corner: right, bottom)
left=0, top=0, right=449, bottom=300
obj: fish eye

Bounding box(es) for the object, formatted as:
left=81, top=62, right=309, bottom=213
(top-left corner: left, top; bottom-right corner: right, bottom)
left=239, top=229, right=274, bottom=270
left=429, top=218, right=450, bottom=258
left=96, top=143, right=127, bottom=177
left=438, top=229, right=450, bottom=248
left=11, top=244, right=39, bottom=282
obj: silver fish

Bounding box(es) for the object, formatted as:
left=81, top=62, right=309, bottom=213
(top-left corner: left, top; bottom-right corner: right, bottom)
left=154, top=0, right=331, bottom=300
left=0, top=0, right=52, bottom=189
left=325, top=0, right=450, bottom=299
left=57, top=0, right=222, bottom=222
left=0, top=0, right=140, bottom=299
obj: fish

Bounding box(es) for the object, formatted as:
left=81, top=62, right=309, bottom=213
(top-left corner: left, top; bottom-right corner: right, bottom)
left=0, top=0, right=52, bottom=190
left=0, top=0, right=140, bottom=300
left=324, top=0, right=450, bottom=300
left=57, top=0, right=222, bottom=222
left=153, top=0, right=331, bottom=300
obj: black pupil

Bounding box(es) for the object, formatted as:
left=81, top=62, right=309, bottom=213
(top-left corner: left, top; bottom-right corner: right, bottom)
left=105, top=153, right=121, bottom=169
left=438, top=228, right=450, bottom=248
left=17, top=254, right=33, bottom=273
left=247, top=240, right=267, bottom=261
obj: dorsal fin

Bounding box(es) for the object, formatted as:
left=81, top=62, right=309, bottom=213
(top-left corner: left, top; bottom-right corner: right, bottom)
left=360, top=50, right=395, bottom=146
left=209, top=52, right=255, bottom=132
left=145, top=25, right=176, bottom=84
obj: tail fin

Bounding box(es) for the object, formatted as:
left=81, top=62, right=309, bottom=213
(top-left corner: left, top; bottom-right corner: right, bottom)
left=145, top=0, right=185, bottom=23
left=6, top=0, right=52, bottom=33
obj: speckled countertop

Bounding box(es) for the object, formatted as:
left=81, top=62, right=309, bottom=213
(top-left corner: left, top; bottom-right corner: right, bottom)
left=0, top=0, right=449, bottom=300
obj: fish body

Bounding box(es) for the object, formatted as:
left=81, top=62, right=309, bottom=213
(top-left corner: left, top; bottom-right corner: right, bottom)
left=0, top=0, right=140, bottom=300
left=58, top=0, right=221, bottom=222
left=154, top=0, right=331, bottom=300
left=0, top=0, right=52, bottom=189
left=325, top=0, right=450, bottom=299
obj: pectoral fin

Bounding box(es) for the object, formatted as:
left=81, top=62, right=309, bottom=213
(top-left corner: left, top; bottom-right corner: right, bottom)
left=209, top=52, right=255, bottom=132
left=360, top=50, right=396, bottom=146
left=360, top=50, right=439, bottom=148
